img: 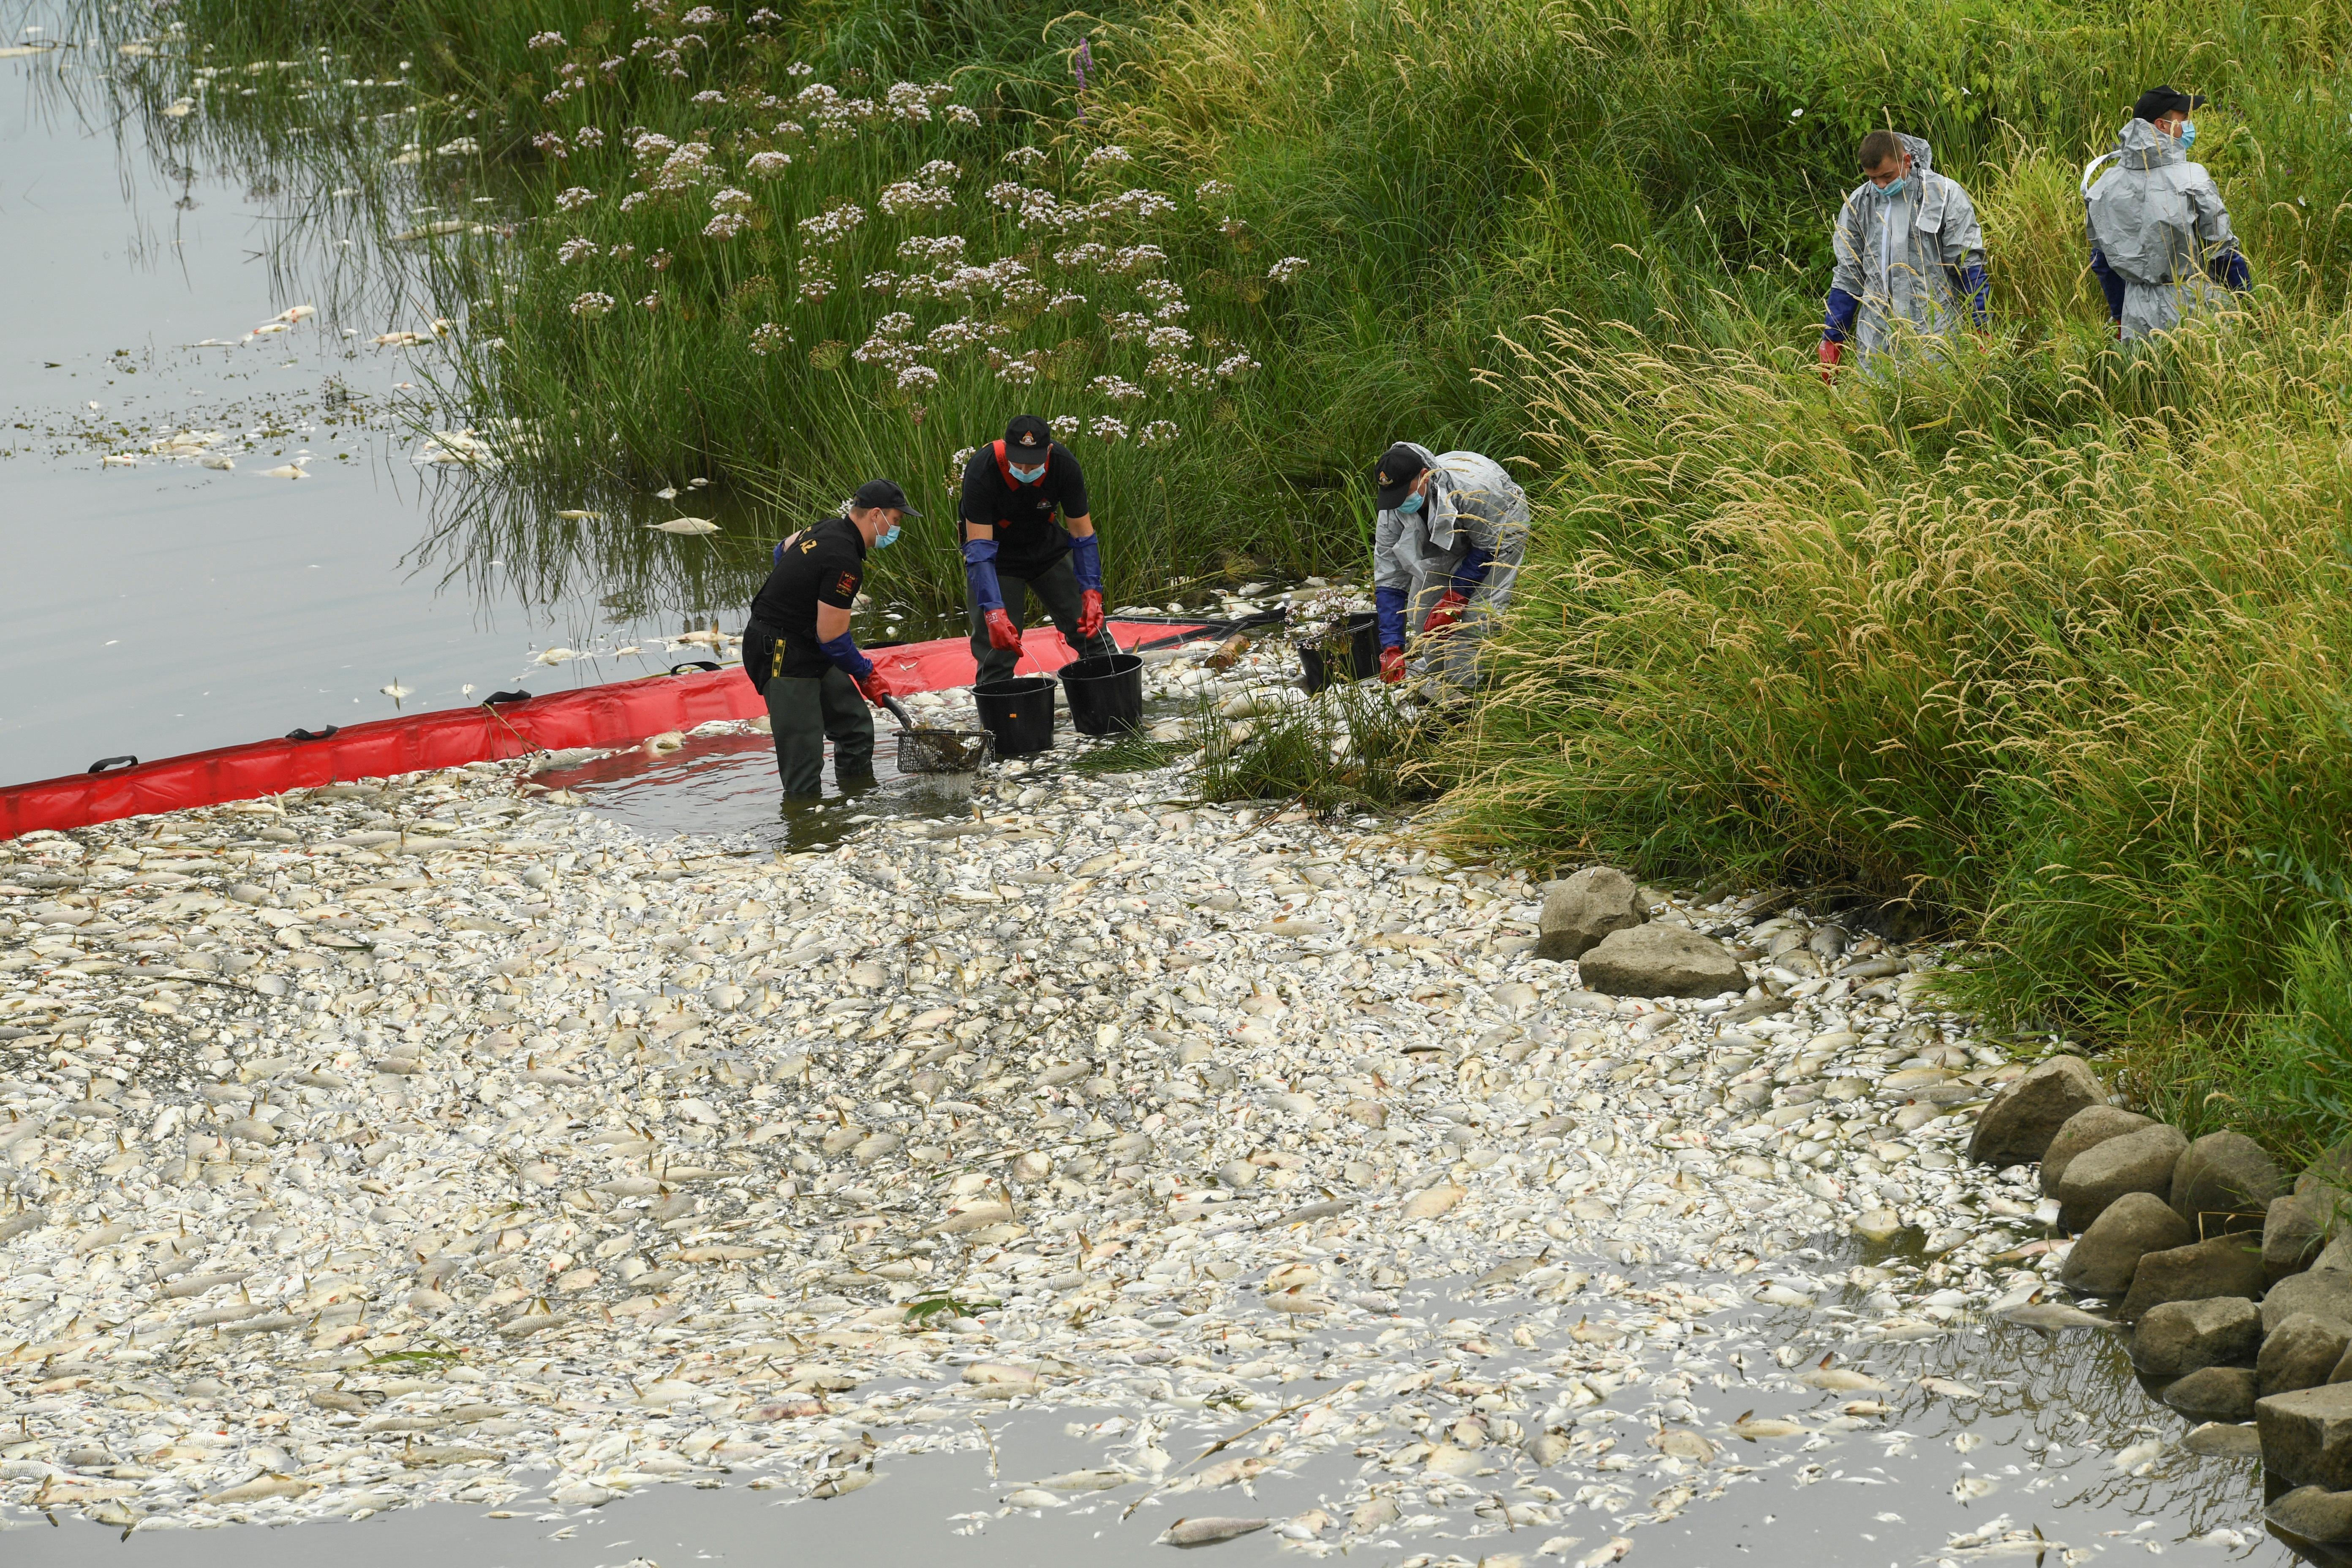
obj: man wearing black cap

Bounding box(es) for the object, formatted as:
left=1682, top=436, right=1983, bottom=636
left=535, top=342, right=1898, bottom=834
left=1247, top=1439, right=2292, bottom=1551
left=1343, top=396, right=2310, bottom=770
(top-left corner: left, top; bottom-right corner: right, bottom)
left=1370, top=442, right=1528, bottom=694
left=742, top=479, right=919, bottom=798
left=960, top=414, right=1116, bottom=688
left=2085, top=87, right=2249, bottom=342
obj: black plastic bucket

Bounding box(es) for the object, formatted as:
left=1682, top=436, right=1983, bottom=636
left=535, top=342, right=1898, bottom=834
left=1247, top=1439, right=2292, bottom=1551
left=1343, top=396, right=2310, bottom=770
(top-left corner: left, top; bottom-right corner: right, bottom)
left=1297, top=611, right=1382, bottom=692
left=972, top=676, right=1057, bottom=757
left=1058, top=653, right=1145, bottom=737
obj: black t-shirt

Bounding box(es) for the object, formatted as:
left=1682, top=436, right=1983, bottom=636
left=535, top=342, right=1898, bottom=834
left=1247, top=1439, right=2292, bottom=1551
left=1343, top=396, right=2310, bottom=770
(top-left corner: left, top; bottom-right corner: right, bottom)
left=748, top=516, right=866, bottom=679
left=960, top=441, right=1091, bottom=579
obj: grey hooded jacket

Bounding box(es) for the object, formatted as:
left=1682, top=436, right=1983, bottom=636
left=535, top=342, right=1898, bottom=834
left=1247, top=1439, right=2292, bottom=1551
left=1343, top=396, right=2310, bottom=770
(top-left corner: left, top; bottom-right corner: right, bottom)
left=1373, top=445, right=1528, bottom=689
left=2084, top=118, right=2244, bottom=341
left=1826, top=133, right=1987, bottom=357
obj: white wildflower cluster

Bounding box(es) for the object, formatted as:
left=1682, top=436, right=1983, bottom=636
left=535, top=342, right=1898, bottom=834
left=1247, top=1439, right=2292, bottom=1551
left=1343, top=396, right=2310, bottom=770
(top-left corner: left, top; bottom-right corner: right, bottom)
left=798, top=201, right=866, bottom=245
left=1053, top=242, right=1109, bottom=269
left=1138, top=277, right=1188, bottom=318
left=870, top=312, right=916, bottom=337
left=532, top=130, right=569, bottom=159
left=1267, top=255, right=1310, bottom=283
left=946, top=103, right=981, bottom=127
left=571, top=291, right=616, bottom=318
left=528, top=30, right=566, bottom=48
left=798, top=278, right=835, bottom=302
left=745, top=150, right=792, bottom=178
left=993, top=348, right=1044, bottom=385
left=988, top=182, right=1182, bottom=232
left=749, top=321, right=790, bottom=355
left=1000, top=275, right=1047, bottom=310
left=1113, top=244, right=1168, bottom=274
left=1136, top=419, right=1180, bottom=446
left=679, top=5, right=721, bottom=23
left=1101, top=310, right=1154, bottom=342
left=1146, top=355, right=1213, bottom=390
left=877, top=180, right=956, bottom=217
left=1003, top=145, right=1049, bottom=167
left=852, top=315, right=922, bottom=370
left=644, top=141, right=715, bottom=194
left=556, top=237, right=599, bottom=264
left=897, top=364, right=940, bottom=392
left=898, top=234, right=966, bottom=262
left=710, top=187, right=754, bottom=213
left=1089, top=415, right=1129, bottom=440
left=1096, top=188, right=1179, bottom=221
left=1082, top=144, right=1132, bottom=166
left=702, top=212, right=748, bottom=239
left=574, top=125, right=606, bottom=149
left=1050, top=415, right=1084, bottom=441
left=928, top=317, right=1007, bottom=354
left=791, top=79, right=949, bottom=137
left=1144, top=324, right=1194, bottom=353
left=772, top=119, right=805, bottom=138
left=632, top=131, right=677, bottom=160
left=1089, top=375, right=1146, bottom=403
left=785, top=60, right=814, bottom=76
left=912, top=159, right=961, bottom=184
left=638, top=293, right=661, bottom=311
left=898, top=257, right=1033, bottom=305
left=1196, top=178, right=1233, bottom=198
left=884, top=82, right=934, bottom=122
left=864, top=272, right=900, bottom=292
left=620, top=191, right=650, bottom=212
left=691, top=88, right=726, bottom=105
left=1215, top=352, right=1260, bottom=379
left=555, top=186, right=598, bottom=211
left=1049, top=291, right=1087, bottom=313
left=608, top=241, right=634, bottom=260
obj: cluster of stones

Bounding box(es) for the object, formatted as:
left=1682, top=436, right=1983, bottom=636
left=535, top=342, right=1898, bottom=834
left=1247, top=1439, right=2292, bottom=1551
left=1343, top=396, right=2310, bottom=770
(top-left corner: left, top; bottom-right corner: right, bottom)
left=1967, top=1053, right=2352, bottom=1545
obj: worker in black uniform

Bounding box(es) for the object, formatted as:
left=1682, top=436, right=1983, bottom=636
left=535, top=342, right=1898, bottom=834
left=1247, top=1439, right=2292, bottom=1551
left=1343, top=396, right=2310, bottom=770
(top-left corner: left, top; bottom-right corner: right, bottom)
left=961, top=413, right=1116, bottom=686
left=741, top=479, right=918, bottom=798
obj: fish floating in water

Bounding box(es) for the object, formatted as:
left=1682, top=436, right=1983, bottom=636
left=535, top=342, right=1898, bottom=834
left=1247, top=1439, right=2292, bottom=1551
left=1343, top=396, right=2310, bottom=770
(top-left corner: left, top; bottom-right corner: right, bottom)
left=258, top=461, right=307, bottom=479
left=645, top=517, right=719, bottom=535
left=379, top=679, right=412, bottom=708
left=556, top=509, right=604, bottom=520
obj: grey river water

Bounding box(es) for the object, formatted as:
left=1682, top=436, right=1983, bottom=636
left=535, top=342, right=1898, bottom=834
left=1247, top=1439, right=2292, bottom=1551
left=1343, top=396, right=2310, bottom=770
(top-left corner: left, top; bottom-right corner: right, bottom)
left=0, top=18, right=2314, bottom=1568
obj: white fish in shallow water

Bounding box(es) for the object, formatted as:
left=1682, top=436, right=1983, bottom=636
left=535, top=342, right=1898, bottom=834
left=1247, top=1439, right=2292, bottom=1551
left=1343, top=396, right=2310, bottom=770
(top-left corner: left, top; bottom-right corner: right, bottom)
left=1950, top=1476, right=1998, bottom=1502
left=537, top=648, right=577, bottom=664
left=259, top=461, right=306, bottom=479
left=1162, top=1517, right=1269, bottom=1547
left=1918, top=1376, right=1981, bottom=1399
left=645, top=516, right=719, bottom=535
left=2112, top=1438, right=2164, bottom=1473
left=380, top=679, right=412, bottom=705
left=274, top=303, right=317, bottom=323
left=556, top=509, right=604, bottom=520
left=1576, top=1538, right=1633, bottom=1567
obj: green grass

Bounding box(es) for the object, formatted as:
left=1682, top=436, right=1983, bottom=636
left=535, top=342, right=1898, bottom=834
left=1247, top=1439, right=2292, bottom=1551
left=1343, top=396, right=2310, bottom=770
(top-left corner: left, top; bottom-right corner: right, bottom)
left=1194, top=683, right=1431, bottom=814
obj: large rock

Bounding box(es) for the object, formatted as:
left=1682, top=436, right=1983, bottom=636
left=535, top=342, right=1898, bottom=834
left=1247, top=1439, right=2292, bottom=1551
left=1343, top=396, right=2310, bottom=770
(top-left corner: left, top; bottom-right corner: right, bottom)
left=1535, top=868, right=1646, bottom=962
left=2129, top=1295, right=2260, bottom=1376
left=2263, top=1313, right=2352, bottom=1399
left=2267, top=1270, right=2352, bottom=1335
left=2171, top=1131, right=2286, bottom=1233
left=2183, top=1421, right=2264, bottom=1457
left=2063, top=1191, right=2196, bottom=1297
left=1573, top=925, right=1744, bottom=1000
left=2270, top=1486, right=2352, bottom=1544
left=1968, top=1055, right=2104, bottom=1168
left=2271, top=1194, right=2332, bottom=1282
left=2161, top=1364, right=2258, bottom=1421
left=2260, top=1382, right=2352, bottom=1490
left=2039, top=1106, right=2154, bottom=1198
left=2118, top=1234, right=2266, bottom=1321
left=2058, top=1123, right=2190, bottom=1233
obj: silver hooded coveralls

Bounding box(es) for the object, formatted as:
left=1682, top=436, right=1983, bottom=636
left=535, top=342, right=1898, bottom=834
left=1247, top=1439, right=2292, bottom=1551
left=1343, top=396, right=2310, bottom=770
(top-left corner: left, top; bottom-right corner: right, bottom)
left=1371, top=444, right=1529, bottom=691
left=2083, top=118, right=2244, bottom=342
left=1826, top=133, right=1987, bottom=358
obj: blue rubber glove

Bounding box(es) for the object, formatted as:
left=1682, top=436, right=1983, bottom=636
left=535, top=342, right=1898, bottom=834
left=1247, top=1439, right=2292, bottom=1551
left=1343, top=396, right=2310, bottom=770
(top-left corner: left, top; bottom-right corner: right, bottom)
left=2210, top=249, right=2251, bottom=291
left=1960, top=263, right=1990, bottom=327
left=1447, top=546, right=1494, bottom=598
left=818, top=630, right=874, bottom=680
left=1374, top=584, right=1408, bottom=651
left=1068, top=532, right=1102, bottom=593
left=1822, top=287, right=1860, bottom=346
left=963, top=537, right=1004, bottom=613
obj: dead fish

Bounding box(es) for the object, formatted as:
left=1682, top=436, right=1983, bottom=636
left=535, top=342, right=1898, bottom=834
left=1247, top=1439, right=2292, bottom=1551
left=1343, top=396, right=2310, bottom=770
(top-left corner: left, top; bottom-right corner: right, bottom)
left=1999, top=1302, right=2113, bottom=1332
left=810, top=1470, right=875, bottom=1499
left=2112, top=1438, right=2164, bottom=1473
left=1577, top=1538, right=1634, bottom=1567
left=1654, top=1429, right=1715, bottom=1463
left=1730, top=1411, right=1807, bottom=1440
left=645, top=517, right=719, bottom=535
left=1162, top=1517, right=1269, bottom=1548
left=259, top=461, right=308, bottom=479
left=380, top=680, right=413, bottom=706
left=205, top=1474, right=316, bottom=1503
left=1031, top=1467, right=1135, bottom=1491
left=1796, top=1355, right=1887, bottom=1392
left=1918, top=1376, right=1981, bottom=1399
left=1402, top=1182, right=1464, bottom=1220
left=555, top=509, right=604, bottom=520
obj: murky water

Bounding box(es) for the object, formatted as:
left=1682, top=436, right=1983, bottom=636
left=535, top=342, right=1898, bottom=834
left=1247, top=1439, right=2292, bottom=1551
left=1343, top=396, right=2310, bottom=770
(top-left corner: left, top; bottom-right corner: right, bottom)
left=0, top=1243, right=2291, bottom=1565
left=0, top=32, right=784, bottom=787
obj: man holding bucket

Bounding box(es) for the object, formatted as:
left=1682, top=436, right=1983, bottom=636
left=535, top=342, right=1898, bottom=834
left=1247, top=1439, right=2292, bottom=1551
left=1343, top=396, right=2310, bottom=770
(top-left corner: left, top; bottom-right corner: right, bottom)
left=961, top=414, right=1117, bottom=688
left=743, top=479, right=919, bottom=798
left=1370, top=442, right=1528, bottom=694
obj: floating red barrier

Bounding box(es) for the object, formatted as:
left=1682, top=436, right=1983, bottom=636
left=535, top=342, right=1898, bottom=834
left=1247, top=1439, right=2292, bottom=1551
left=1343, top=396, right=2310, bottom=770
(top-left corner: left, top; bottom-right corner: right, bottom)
left=0, top=621, right=1204, bottom=839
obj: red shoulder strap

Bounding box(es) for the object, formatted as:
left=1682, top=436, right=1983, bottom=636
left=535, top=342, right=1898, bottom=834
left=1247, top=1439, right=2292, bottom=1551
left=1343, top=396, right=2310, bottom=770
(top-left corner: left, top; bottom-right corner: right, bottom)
left=991, top=438, right=1016, bottom=488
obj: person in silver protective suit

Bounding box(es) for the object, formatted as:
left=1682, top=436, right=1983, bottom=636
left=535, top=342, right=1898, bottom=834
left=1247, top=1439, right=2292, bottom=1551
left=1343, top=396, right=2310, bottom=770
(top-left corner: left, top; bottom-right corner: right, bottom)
left=1819, top=128, right=1988, bottom=380
left=2084, top=85, right=2250, bottom=343
left=1369, top=442, right=1529, bottom=696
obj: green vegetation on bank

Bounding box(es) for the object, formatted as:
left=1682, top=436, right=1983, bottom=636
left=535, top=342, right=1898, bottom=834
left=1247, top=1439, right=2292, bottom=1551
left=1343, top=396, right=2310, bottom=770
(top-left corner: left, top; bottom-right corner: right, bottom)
left=96, top=0, right=2352, bottom=1149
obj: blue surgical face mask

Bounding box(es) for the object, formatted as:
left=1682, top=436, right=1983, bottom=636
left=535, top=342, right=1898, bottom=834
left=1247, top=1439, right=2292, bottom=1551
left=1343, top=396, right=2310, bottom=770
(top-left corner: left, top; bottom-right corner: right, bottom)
left=1877, top=176, right=1908, bottom=199
left=1009, top=463, right=1046, bottom=485
left=1395, top=490, right=1424, bottom=515
left=2178, top=120, right=2197, bottom=149
left=874, top=523, right=901, bottom=549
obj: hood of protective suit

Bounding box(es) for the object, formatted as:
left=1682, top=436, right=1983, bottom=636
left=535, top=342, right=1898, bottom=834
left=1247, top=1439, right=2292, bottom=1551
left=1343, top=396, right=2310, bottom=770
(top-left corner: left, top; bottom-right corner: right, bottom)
left=1895, top=133, right=1934, bottom=176
left=2113, top=116, right=2186, bottom=172
left=1861, top=132, right=1957, bottom=239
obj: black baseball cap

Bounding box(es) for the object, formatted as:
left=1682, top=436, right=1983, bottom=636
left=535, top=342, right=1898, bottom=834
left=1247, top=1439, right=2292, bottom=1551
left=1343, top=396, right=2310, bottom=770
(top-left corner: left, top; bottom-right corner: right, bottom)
left=1004, top=414, right=1052, bottom=460
left=1372, top=443, right=1429, bottom=511
left=851, top=477, right=920, bottom=516
left=2133, top=85, right=2207, bottom=122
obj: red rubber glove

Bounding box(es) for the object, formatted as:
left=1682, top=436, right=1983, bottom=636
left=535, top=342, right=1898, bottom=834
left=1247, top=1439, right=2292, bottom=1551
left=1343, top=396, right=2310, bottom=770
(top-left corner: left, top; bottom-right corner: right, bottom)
left=1421, top=589, right=1468, bottom=635
left=1378, top=646, right=1405, bottom=685
left=983, top=607, right=1022, bottom=651
left=1817, top=339, right=1842, bottom=384
left=854, top=664, right=910, bottom=706
left=1076, top=588, right=1104, bottom=642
